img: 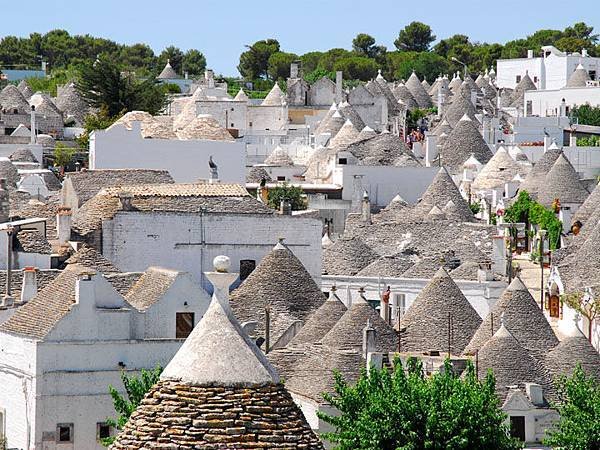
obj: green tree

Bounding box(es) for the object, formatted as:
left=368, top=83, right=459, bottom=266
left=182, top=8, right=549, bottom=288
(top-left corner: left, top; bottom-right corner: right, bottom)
left=571, top=104, right=600, bottom=126
left=182, top=49, right=207, bottom=77
left=385, top=51, right=449, bottom=82
left=267, top=51, right=298, bottom=81
left=75, top=107, right=120, bottom=150
left=563, top=22, right=598, bottom=44
left=158, top=46, right=184, bottom=74
left=53, top=143, right=77, bottom=168
left=103, top=366, right=162, bottom=446
left=394, top=21, right=436, bottom=52
left=544, top=364, right=600, bottom=450
left=333, top=56, right=378, bottom=81
left=319, top=358, right=521, bottom=450
left=76, top=56, right=167, bottom=117
left=300, top=51, right=324, bottom=74
left=238, top=39, right=280, bottom=80
left=352, top=33, right=386, bottom=61
left=267, top=183, right=306, bottom=211
left=119, top=44, right=156, bottom=72
left=317, top=48, right=353, bottom=72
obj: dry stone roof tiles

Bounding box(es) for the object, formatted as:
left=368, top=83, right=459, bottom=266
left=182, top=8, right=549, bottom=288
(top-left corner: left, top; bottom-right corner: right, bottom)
left=9, top=148, right=38, bottom=163
left=472, top=147, right=528, bottom=190
left=519, top=144, right=563, bottom=199
left=544, top=329, right=600, bottom=380
left=448, top=75, right=463, bottom=92
left=556, top=217, right=600, bottom=292
left=346, top=133, right=421, bottom=167
left=443, top=90, right=478, bottom=128
left=321, top=299, right=398, bottom=352
left=55, top=82, right=90, bottom=125
left=463, top=277, right=558, bottom=356
left=246, top=166, right=272, bottom=184
left=65, top=169, right=174, bottom=206
left=414, top=167, right=474, bottom=221
left=314, top=110, right=345, bottom=137
left=0, top=157, right=21, bottom=187
left=176, top=114, right=234, bottom=141
left=0, top=264, right=96, bottom=339
left=537, top=153, right=589, bottom=206
left=392, top=83, right=419, bottom=110
left=572, top=181, right=600, bottom=224
left=328, top=119, right=360, bottom=149
left=400, top=267, right=482, bottom=354
left=65, top=245, right=120, bottom=273
left=510, top=73, right=536, bottom=107
left=125, top=267, right=179, bottom=312
left=109, top=111, right=177, bottom=139
left=261, top=82, right=286, bottom=106
left=0, top=85, right=30, bottom=113
left=322, top=235, right=379, bottom=275
left=14, top=229, right=52, bottom=254
left=356, top=252, right=418, bottom=278
left=440, top=115, right=493, bottom=171
left=338, top=101, right=365, bottom=130
left=230, top=242, right=326, bottom=348
left=477, top=324, right=554, bottom=402
left=565, top=64, right=591, bottom=88
left=0, top=269, right=60, bottom=303
left=264, top=146, right=294, bottom=166
left=233, top=88, right=249, bottom=101
left=405, top=72, right=433, bottom=108
left=157, top=61, right=178, bottom=79
left=357, top=125, right=377, bottom=140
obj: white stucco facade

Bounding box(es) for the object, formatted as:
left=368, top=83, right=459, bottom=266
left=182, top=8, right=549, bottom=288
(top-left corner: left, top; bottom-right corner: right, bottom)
left=89, top=123, right=246, bottom=183
left=524, top=86, right=600, bottom=117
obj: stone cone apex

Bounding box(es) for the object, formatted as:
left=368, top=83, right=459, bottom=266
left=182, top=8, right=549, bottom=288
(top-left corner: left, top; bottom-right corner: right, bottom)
left=233, top=88, right=249, bottom=101
left=262, top=82, right=286, bottom=106
left=157, top=60, right=178, bottom=79
left=161, top=256, right=279, bottom=385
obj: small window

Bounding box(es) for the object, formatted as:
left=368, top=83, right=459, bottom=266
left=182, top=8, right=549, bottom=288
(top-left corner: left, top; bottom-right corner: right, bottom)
left=57, top=423, right=73, bottom=443
left=230, top=108, right=234, bottom=111
left=338, top=158, right=347, bottom=165
left=526, top=100, right=533, bottom=116
left=230, top=123, right=234, bottom=127
left=276, top=175, right=286, bottom=181
left=589, top=70, right=596, bottom=80
left=533, top=76, right=538, bottom=83
left=516, top=75, right=522, bottom=83
left=97, top=422, right=112, bottom=440
left=249, top=121, right=253, bottom=127
left=239, top=259, right=256, bottom=281
left=176, top=312, right=195, bottom=339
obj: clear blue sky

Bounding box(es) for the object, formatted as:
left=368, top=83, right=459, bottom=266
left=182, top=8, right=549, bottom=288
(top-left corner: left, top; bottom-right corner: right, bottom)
left=2, top=0, right=599, bottom=75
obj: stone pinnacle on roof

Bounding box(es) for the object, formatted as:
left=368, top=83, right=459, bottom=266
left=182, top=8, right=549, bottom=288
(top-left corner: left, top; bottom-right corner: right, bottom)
left=233, top=88, right=249, bottom=101
left=440, top=113, right=493, bottom=171
left=405, top=72, right=433, bottom=108
left=400, top=267, right=482, bottom=354
left=463, top=277, right=558, bottom=356
left=538, top=153, right=589, bottom=207
left=264, top=145, right=294, bottom=166
left=261, top=82, right=286, bottom=106
left=230, top=240, right=326, bottom=349
left=157, top=59, right=179, bottom=79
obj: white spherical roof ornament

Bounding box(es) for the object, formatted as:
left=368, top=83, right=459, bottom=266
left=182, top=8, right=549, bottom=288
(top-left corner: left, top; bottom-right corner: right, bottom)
left=213, top=255, right=231, bottom=273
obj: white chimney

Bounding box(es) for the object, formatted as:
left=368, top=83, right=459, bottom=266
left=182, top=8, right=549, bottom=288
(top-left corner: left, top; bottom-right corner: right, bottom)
left=118, top=192, right=133, bottom=211
left=582, top=48, right=588, bottom=57
left=335, top=71, right=343, bottom=104
left=20, top=266, right=38, bottom=303
left=30, top=105, right=36, bottom=144
left=527, top=50, right=534, bottom=59
left=57, top=206, right=72, bottom=244
left=362, top=319, right=377, bottom=359
left=75, top=272, right=95, bottom=305
left=290, top=62, right=299, bottom=79
left=361, top=191, right=371, bottom=224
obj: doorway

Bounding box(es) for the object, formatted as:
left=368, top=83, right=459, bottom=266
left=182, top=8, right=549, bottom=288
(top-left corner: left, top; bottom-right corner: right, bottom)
left=510, top=416, right=526, bottom=441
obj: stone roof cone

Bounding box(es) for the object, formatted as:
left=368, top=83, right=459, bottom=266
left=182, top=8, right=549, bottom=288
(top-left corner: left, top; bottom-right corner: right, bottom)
left=392, top=83, right=419, bottom=110
left=405, top=72, right=433, bottom=108
left=442, top=89, right=478, bottom=127
left=264, top=145, right=293, bottom=166
left=440, top=114, right=493, bottom=170
left=538, top=153, right=590, bottom=207
left=400, top=267, right=482, bottom=354
left=328, top=119, right=360, bottom=149
left=230, top=239, right=326, bottom=349
left=157, top=59, right=178, bottom=79
left=415, top=167, right=474, bottom=221
left=472, top=146, right=528, bottom=190
left=510, top=72, right=536, bottom=107
left=233, top=88, right=249, bottom=101
left=476, top=321, right=554, bottom=402
left=519, top=143, right=563, bottom=199
left=566, top=64, right=591, bottom=88
left=110, top=255, right=324, bottom=449
left=338, top=101, right=366, bottom=130
left=463, top=277, right=558, bottom=356
left=572, top=180, right=600, bottom=224
left=261, top=82, right=286, bottom=106
left=322, top=235, right=379, bottom=275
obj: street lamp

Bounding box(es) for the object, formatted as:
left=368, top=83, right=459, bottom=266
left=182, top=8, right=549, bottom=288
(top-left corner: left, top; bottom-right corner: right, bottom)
left=451, top=57, right=468, bottom=79
left=538, top=229, right=547, bottom=310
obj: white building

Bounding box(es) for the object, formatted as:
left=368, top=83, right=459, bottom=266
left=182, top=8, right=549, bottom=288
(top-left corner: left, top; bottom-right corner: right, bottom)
left=70, top=183, right=322, bottom=290
left=89, top=121, right=246, bottom=183
left=0, top=262, right=211, bottom=449
left=497, top=45, right=600, bottom=90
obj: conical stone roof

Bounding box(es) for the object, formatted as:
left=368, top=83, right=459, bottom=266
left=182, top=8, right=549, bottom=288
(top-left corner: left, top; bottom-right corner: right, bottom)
left=55, top=82, right=90, bottom=125
left=400, top=267, right=482, bottom=354
left=314, top=109, right=345, bottom=137
left=544, top=321, right=600, bottom=380
left=421, top=79, right=431, bottom=90
left=321, top=298, right=398, bottom=352
left=0, top=157, right=20, bottom=187
left=448, top=74, right=463, bottom=92
left=261, top=82, right=286, bottom=106
left=472, top=147, right=528, bottom=190
left=510, top=73, right=536, bottom=107
left=338, top=101, right=366, bottom=130
left=538, top=153, right=589, bottom=206
left=157, top=60, right=178, bottom=79
left=415, top=167, right=474, bottom=221
left=565, top=64, right=591, bottom=88
left=357, top=125, right=377, bottom=140
left=405, top=72, right=433, bottom=108
left=246, top=165, right=272, bottom=184
left=440, top=115, right=493, bottom=170
left=177, top=114, right=234, bottom=141
left=328, top=119, right=360, bottom=149
left=322, top=236, right=379, bottom=275
left=111, top=266, right=323, bottom=449
left=572, top=180, right=600, bottom=224
left=519, top=143, right=563, bottom=199
left=0, top=85, right=30, bottom=113
left=431, top=118, right=453, bottom=137
left=264, top=145, right=293, bottom=166
left=443, top=90, right=478, bottom=127
left=230, top=241, right=326, bottom=349
left=233, top=88, right=249, bottom=101
left=17, top=80, right=33, bottom=99
left=477, top=324, right=553, bottom=402
left=392, top=83, right=419, bottom=110
left=287, top=289, right=347, bottom=347
left=463, top=277, right=558, bottom=356
left=9, top=148, right=38, bottom=163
